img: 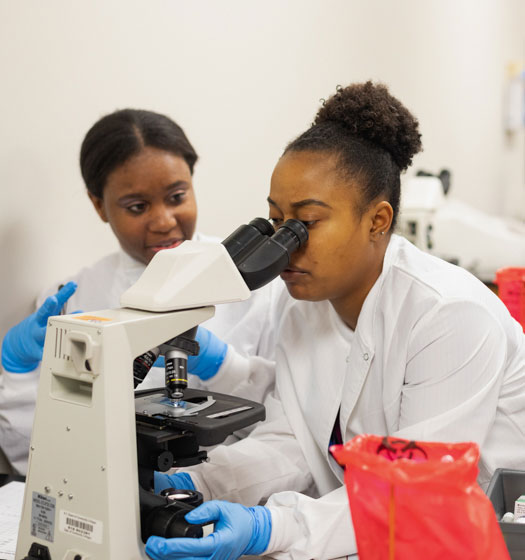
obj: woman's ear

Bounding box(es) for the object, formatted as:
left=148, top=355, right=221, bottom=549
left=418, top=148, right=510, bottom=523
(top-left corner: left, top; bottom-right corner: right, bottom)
left=88, top=192, right=108, bottom=223
left=370, top=200, right=393, bottom=239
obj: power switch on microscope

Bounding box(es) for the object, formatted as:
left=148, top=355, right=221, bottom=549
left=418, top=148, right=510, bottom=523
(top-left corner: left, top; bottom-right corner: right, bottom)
left=23, top=542, right=52, bottom=560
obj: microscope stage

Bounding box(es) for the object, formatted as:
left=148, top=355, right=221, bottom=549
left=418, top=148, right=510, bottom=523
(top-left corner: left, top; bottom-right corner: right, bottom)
left=135, top=387, right=265, bottom=447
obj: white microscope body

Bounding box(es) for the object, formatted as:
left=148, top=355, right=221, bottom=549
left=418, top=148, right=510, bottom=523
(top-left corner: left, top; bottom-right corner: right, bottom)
left=398, top=176, right=525, bottom=282
left=15, top=242, right=250, bottom=560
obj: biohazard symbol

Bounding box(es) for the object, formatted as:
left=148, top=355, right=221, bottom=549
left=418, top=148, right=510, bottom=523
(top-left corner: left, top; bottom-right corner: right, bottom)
left=376, top=437, right=428, bottom=462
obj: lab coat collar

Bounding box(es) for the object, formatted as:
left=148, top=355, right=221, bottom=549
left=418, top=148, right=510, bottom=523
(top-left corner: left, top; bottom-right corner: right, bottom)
left=117, top=250, right=146, bottom=287
left=354, top=234, right=401, bottom=350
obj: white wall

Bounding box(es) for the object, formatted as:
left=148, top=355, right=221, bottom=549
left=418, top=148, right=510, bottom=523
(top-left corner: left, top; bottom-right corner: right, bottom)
left=1, top=0, right=524, bottom=340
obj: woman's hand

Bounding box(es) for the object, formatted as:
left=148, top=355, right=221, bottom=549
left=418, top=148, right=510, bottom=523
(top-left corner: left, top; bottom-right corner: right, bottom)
left=187, top=327, right=228, bottom=381
left=1, top=282, right=77, bottom=372
left=145, top=500, right=272, bottom=560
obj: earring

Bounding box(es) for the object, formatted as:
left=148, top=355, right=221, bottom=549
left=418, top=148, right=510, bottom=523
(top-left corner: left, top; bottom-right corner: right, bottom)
left=380, top=231, right=385, bottom=236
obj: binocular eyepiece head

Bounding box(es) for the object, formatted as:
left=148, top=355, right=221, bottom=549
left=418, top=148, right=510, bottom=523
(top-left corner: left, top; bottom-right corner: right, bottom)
left=222, top=217, right=308, bottom=291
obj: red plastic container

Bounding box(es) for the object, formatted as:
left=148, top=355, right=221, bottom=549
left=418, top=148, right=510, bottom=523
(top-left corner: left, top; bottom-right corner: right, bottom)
left=495, top=268, right=525, bottom=331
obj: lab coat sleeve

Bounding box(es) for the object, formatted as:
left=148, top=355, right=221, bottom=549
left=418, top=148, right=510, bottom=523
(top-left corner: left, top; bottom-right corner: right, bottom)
left=0, top=365, right=39, bottom=474
left=198, top=344, right=277, bottom=405
left=182, top=352, right=354, bottom=559
left=181, top=354, right=314, bottom=505
left=265, top=485, right=356, bottom=560
left=191, top=279, right=287, bottom=403
left=394, top=299, right=507, bottom=444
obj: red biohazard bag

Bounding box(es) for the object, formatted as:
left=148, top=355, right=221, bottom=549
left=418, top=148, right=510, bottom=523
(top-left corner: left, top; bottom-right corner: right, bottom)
left=331, top=435, right=509, bottom=560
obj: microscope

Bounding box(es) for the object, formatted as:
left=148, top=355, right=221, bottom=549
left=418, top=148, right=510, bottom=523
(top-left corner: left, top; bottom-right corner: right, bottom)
left=15, top=218, right=307, bottom=560
left=399, top=171, right=525, bottom=282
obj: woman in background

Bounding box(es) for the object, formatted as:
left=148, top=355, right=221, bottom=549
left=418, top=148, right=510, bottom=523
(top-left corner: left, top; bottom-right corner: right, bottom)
left=0, top=109, right=281, bottom=475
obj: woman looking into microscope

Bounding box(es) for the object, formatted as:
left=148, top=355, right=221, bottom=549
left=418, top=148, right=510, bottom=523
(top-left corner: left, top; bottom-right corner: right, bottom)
left=146, top=81, right=525, bottom=560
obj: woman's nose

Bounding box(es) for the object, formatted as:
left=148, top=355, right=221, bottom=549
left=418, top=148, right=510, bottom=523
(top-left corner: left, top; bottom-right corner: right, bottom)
left=149, top=204, right=178, bottom=232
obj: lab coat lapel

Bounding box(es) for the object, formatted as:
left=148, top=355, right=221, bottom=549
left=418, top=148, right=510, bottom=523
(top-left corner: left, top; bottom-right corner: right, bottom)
left=338, top=251, right=391, bottom=438
left=113, top=251, right=146, bottom=304
left=311, top=325, right=348, bottom=452
left=339, top=335, right=374, bottom=439
left=285, top=301, right=349, bottom=457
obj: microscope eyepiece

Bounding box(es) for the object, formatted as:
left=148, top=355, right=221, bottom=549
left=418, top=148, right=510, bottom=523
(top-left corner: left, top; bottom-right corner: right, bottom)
left=271, top=219, right=309, bottom=251
left=249, top=217, right=276, bottom=236
left=222, top=217, right=308, bottom=291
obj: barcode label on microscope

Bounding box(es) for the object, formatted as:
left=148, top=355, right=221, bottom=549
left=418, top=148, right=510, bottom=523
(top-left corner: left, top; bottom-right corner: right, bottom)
left=59, top=510, right=103, bottom=543
left=67, top=517, right=93, bottom=531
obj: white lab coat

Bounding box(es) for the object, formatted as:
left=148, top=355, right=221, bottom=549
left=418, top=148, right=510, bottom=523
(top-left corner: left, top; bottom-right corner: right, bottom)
left=183, top=234, right=525, bottom=560
left=0, top=233, right=282, bottom=475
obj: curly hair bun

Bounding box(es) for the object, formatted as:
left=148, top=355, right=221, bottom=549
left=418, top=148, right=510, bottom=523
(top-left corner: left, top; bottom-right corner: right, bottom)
left=314, top=81, right=422, bottom=171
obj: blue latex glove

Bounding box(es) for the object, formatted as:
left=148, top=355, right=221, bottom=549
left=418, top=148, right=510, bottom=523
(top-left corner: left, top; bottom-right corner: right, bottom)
left=145, top=500, right=272, bottom=560
left=187, top=327, right=227, bottom=381
left=154, top=471, right=195, bottom=494
left=153, top=355, right=165, bottom=368
left=1, top=282, right=77, bottom=373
